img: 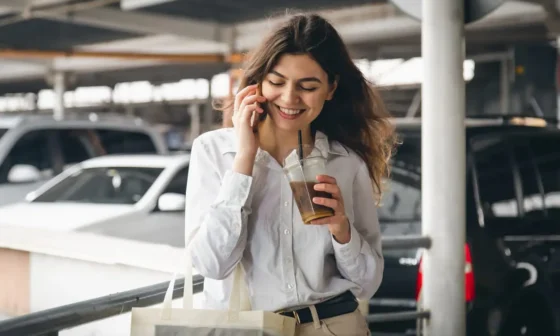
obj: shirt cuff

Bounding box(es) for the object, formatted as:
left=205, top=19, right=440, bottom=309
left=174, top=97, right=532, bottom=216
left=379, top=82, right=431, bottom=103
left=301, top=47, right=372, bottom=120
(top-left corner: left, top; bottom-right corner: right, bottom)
left=332, top=224, right=362, bottom=265
left=217, top=170, right=254, bottom=208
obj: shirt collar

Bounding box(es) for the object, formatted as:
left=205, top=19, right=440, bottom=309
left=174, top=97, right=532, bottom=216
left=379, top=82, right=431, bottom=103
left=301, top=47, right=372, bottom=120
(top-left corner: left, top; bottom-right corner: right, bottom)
left=219, top=130, right=349, bottom=159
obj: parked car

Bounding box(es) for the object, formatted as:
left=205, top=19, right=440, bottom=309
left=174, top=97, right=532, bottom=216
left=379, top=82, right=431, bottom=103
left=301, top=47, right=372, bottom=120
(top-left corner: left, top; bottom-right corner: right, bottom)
left=0, top=154, right=189, bottom=246
left=0, top=114, right=168, bottom=206
left=371, top=116, right=560, bottom=336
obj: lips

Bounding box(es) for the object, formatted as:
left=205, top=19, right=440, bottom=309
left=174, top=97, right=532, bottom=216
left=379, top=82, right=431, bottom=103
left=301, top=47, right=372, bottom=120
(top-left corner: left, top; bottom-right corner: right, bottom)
left=276, top=104, right=305, bottom=120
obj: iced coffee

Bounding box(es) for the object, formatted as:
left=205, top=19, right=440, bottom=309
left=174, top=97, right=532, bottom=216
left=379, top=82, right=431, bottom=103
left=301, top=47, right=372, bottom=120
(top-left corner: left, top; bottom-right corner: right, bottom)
left=284, top=145, right=334, bottom=224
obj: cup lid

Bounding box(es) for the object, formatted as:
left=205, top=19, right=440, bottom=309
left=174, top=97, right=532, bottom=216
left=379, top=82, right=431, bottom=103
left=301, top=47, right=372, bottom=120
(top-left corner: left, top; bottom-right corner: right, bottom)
left=283, top=145, right=324, bottom=169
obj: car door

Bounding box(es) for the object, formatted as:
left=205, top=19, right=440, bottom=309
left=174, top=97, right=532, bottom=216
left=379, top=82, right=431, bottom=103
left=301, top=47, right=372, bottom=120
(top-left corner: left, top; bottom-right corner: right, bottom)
left=499, top=133, right=560, bottom=278
left=469, top=131, right=560, bottom=292
left=136, top=165, right=189, bottom=248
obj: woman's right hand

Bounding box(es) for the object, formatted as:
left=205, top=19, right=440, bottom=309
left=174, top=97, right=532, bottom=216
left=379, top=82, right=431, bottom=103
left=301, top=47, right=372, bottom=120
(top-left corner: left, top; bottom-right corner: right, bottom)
left=232, top=84, right=266, bottom=158
left=231, top=84, right=266, bottom=176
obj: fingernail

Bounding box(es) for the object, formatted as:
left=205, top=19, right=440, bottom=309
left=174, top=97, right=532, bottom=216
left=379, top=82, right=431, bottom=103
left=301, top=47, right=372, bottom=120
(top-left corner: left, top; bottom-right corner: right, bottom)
left=313, top=197, right=319, bottom=203
left=313, top=184, right=320, bottom=190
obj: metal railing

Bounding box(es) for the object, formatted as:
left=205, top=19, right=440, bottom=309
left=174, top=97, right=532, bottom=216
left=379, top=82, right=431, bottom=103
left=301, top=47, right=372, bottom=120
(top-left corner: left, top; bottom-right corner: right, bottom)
left=0, top=236, right=430, bottom=336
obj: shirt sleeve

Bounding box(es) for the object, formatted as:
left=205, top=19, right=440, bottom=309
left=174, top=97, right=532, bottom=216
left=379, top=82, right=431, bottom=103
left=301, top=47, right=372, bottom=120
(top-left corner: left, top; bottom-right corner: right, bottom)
left=185, top=137, right=253, bottom=280
left=331, top=161, right=384, bottom=300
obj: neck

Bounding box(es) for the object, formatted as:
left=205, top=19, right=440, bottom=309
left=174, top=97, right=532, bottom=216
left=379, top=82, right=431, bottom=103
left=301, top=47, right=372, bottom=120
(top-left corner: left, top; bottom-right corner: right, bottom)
left=257, top=118, right=314, bottom=164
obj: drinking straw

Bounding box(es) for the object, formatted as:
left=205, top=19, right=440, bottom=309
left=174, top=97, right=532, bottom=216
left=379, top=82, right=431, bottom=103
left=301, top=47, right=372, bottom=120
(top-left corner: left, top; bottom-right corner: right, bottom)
left=298, top=130, right=303, bottom=165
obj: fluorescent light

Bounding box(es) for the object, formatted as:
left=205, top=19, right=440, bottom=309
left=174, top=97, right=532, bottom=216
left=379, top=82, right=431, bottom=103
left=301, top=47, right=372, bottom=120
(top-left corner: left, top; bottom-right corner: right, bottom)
left=120, top=0, right=175, bottom=10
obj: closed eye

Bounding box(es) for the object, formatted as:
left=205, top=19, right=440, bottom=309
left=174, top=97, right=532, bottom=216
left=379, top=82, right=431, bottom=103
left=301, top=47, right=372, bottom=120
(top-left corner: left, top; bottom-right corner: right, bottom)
left=301, top=87, right=318, bottom=92
left=269, top=80, right=317, bottom=92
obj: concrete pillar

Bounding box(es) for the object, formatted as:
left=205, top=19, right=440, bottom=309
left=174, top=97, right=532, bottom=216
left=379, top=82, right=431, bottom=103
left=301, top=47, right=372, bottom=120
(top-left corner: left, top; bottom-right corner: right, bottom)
left=52, top=72, right=66, bottom=120
left=188, top=103, right=201, bottom=143
left=421, top=0, right=466, bottom=335
left=205, top=79, right=214, bottom=132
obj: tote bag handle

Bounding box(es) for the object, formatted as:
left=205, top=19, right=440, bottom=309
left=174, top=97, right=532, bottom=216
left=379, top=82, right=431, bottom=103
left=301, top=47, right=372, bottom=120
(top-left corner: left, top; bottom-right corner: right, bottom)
left=161, top=228, right=251, bottom=319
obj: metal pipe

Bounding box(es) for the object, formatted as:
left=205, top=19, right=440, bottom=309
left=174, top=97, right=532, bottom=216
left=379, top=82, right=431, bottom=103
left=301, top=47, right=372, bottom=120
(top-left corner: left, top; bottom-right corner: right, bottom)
left=421, top=0, right=466, bottom=335
left=381, top=235, right=431, bottom=250
left=0, top=49, right=244, bottom=63
left=0, top=275, right=204, bottom=336
left=366, top=310, right=430, bottom=323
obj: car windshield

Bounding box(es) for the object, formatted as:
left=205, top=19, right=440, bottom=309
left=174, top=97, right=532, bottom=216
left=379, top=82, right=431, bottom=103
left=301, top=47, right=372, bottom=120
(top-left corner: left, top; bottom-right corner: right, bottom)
left=32, top=167, right=164, bottom=204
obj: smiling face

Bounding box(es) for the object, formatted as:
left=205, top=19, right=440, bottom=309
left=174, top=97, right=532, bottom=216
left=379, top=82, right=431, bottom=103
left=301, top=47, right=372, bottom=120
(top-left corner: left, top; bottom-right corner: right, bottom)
left=261, top=53, right=337, bottom=133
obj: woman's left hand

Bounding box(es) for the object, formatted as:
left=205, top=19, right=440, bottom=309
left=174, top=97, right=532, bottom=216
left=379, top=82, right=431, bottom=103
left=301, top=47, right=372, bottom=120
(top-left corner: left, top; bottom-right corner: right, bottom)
left=310, top=174, right=351, bottom=244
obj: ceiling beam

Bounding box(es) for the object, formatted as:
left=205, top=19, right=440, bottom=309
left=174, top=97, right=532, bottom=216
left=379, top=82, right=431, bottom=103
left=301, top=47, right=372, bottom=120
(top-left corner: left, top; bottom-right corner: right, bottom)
left=0, top=1, right=550, bottom=84
left=0, top=48, right=244, bottom=63
left=234, top=1, right=546, bottom=50
left=0, top=0, right=228, bottom=43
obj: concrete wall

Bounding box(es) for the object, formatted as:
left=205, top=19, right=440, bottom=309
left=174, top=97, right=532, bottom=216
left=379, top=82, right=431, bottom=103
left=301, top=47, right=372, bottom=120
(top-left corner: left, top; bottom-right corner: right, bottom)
left=31, top=253, right=202, bottom=336
left=0, top=248, right=29, bottom=317
left=0, top=225, right=202, bottom=336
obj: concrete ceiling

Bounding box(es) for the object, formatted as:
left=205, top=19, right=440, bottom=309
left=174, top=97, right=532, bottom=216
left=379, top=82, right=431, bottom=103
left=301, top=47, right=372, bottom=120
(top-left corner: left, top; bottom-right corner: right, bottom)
left=0, top=0, right=554, bottom=95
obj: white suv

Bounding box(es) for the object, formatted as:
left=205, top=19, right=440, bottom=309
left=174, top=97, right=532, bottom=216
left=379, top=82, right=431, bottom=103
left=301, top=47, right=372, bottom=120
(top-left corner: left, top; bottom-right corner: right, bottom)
left=0, top=113, right=168, bottom=206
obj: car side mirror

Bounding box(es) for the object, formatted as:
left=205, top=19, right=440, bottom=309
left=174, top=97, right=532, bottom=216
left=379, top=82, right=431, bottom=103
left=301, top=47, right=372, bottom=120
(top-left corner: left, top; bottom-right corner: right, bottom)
left=158, top=192, right=185, bottom=212
left=8, top=164, right=42, bottom=184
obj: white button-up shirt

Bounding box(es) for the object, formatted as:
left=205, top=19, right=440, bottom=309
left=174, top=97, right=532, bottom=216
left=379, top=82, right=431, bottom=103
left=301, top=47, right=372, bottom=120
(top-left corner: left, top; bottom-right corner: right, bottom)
left=185, top=128, right=383, bottom=312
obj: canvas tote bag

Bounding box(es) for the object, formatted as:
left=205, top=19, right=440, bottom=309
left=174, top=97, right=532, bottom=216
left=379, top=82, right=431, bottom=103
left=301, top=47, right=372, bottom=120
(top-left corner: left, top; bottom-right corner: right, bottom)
left=130, top=234, right=296, bottom=336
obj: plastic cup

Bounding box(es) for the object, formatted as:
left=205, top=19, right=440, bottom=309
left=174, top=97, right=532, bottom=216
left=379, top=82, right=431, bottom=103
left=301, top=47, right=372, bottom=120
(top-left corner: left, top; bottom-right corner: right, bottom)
left=283, top=145, right=334, bottom=224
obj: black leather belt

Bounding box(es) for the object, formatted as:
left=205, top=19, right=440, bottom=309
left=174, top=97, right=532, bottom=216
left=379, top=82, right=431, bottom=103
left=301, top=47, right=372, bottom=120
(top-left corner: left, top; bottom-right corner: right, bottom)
left=279, top=291, right=359, bottom=324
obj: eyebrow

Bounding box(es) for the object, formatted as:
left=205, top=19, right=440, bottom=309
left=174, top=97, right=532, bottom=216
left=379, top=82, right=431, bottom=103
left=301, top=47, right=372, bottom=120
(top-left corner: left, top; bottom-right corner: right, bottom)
left=270, top=70, right=322, bottom=84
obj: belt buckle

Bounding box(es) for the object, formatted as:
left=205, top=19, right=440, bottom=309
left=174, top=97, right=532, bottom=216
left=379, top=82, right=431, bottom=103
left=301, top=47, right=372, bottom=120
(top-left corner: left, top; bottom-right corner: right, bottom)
left=292, top=310, right=301, bottom=324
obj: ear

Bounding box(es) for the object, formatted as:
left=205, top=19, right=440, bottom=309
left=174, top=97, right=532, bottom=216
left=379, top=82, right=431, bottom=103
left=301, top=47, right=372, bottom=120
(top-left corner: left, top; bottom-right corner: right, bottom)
left=326, top=77, right=338, bottom=101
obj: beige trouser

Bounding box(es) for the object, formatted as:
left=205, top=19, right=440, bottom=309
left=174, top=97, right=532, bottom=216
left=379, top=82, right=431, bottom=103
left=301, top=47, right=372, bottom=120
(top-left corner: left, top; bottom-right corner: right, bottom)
left=294, top=306, right=371, bottom=336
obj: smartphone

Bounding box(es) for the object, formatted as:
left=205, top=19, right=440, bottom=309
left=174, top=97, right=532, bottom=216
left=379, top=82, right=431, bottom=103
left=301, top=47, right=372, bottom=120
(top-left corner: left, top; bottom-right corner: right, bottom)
left=251, top=83, right=267, bottom=132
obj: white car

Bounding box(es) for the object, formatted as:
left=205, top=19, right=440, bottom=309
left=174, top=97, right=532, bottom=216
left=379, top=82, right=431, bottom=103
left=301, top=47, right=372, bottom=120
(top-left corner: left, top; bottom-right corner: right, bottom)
left=0, top=154, right=189, bottom=245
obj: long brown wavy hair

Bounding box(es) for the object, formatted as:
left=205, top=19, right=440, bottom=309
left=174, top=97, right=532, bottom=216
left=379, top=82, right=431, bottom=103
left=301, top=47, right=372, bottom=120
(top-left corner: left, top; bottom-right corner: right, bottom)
left=217, top=13, right=397, bottom=202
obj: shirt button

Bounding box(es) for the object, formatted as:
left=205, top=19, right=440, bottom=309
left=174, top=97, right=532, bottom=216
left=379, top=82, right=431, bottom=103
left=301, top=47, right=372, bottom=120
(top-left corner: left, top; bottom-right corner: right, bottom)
left=284, top=201, right=289, bottom=207
left=287, top=284, right=294, bottom=290
left=284, top=229, right=290, bottom=235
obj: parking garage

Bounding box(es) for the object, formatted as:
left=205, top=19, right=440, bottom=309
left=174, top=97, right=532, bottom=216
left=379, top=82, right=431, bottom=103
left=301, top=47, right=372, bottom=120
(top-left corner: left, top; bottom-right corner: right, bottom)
left=0, top=0, right=560, bottom=335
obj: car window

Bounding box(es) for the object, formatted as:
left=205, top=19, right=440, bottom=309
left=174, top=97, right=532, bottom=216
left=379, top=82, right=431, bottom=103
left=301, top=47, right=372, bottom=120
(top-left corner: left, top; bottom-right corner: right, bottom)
left=0, top=130, right=53, bottom=184
left=32, top=167, right=164, bottom=204
left=57, top=130, right=92, bottom=167
left=0, top=128, right=7, bottom=139
left=518, top=134, right=560, bottom=218
left=95, top=129, right=158, bottom=154
left=161, top=166, right=189, bottom=195
left=472, top=136, right=518, bottom=218
left=510, top=141, right=543, bottom=217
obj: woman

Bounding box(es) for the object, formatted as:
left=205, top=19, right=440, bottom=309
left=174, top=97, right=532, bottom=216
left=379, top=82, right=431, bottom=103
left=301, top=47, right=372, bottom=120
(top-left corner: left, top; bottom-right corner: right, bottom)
left=185, top=13, right=396, bottom=335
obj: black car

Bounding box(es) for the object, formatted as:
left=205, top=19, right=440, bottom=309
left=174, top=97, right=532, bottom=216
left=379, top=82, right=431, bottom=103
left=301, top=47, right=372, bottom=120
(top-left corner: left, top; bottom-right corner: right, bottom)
left=370, top=117, right=560, bottom=336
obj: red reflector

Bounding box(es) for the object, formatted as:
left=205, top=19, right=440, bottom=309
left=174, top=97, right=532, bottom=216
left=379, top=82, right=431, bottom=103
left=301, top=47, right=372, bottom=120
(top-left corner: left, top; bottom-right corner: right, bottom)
left=416, top=243, right=475, bottom=302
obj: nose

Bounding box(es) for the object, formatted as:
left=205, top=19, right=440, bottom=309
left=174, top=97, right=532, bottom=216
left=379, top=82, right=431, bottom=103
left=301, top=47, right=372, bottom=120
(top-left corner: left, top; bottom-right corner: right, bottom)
left=280, top=86, right=300, bottom=105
